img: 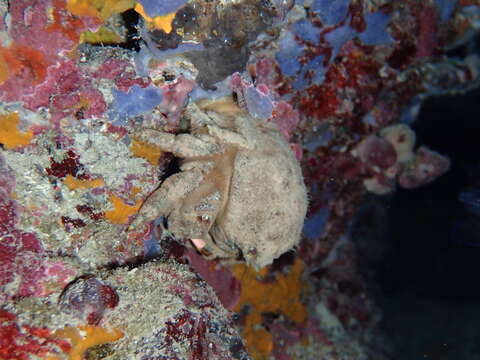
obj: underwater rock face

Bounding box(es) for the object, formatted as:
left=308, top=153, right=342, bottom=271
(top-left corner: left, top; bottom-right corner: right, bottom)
left=0, top=0, right=479, bottom=359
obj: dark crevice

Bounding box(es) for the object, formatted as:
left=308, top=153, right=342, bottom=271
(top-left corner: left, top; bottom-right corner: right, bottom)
left=367, top=87, right=480, bottom=359
left=118, top=9, right=141, bottom=51
left=375, top=88, right=480, bottom=300
left=445, top=31, right=480, bottom=59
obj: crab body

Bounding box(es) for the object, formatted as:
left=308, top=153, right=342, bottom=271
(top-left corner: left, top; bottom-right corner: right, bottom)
left=130, top=98, right=308, bottom=269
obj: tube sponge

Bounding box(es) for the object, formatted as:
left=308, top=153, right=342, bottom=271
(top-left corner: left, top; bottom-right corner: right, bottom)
left=311, top=0, right=350, bottom=26
left=293, top=19, right=321, bottom=45
left=275, top=32, right=305, bottom=77
left=293, top=55, right=327, bottom=90
left=245, top=85, right=274, bottom=119
left=110, top=84, right=163, bottom=121
left=324, top=24, right=357, bottom=60
left=358, top=12, right=394, bottom=46
left=303, top=207, right=330, bottom=240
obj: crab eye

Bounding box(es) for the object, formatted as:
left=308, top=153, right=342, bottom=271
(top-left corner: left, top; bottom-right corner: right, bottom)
left=197, top=214, right=211, bottom=225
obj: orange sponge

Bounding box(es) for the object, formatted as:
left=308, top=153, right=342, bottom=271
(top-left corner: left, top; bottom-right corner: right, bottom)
left=0, top=112, right=33, bottom=149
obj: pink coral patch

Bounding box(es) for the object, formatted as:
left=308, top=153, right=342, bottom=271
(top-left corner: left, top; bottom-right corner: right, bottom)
left=270, top=101, right=300, bottom=140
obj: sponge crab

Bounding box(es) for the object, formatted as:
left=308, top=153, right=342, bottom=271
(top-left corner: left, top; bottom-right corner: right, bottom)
left=129, top=98, right=308, bottom=269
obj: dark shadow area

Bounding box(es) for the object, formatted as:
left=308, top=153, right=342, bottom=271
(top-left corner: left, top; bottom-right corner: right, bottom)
left=372, top=87, right=480, bottom=359
left=119, top=9, right=141, bottom=51
left=379, top=87, right=480, bottom=301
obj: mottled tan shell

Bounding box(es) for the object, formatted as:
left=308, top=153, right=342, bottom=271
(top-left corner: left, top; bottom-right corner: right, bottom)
left=131, top=98, right=308, bottom=269
left=212, top=118, right=308, bottom=268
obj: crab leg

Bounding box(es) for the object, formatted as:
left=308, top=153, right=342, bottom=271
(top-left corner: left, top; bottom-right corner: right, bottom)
left=205, top=124, right=253, bottom=149
left=127, top=167, right=205, bottom=230
left=133, top=129, right=219, bottom=158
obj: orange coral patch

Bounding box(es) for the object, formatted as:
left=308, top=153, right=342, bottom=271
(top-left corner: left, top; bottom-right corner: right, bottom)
left=131, top=186, right=142, bottom=196
left=63, top=174, right=105, bottom=190
left=0, top=44, right=49, bottom=85
left=54, top=325, right=123, bottom=360
left=233, top=258, right=307, bottom=359
left=130, top=138, right=163, bottom=166
left=0, top=52, right=9, bottom=84
left=46, top=0, right=91, bottom=42
left=134, top=3, right=176, bottom=33
left=66, top=0, right=101, bottom=18
left=105, top=193, right=142, bottom=224
left=0, top=112, right=33, bottom=149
